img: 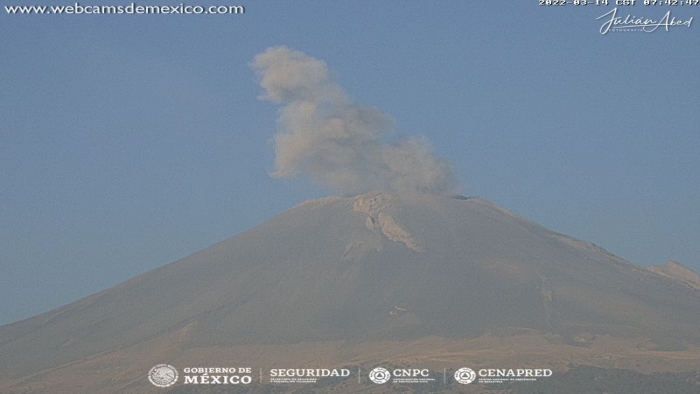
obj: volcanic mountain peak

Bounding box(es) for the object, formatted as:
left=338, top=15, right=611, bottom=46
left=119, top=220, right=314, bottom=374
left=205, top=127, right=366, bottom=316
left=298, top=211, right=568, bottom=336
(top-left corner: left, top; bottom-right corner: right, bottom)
left=2, top=192, right=700, bottom=394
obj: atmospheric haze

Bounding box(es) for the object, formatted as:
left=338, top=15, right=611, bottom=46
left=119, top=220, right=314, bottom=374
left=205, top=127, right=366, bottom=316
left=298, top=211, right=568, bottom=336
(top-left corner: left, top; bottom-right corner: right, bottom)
left=251, top=46, right=458, bottom=196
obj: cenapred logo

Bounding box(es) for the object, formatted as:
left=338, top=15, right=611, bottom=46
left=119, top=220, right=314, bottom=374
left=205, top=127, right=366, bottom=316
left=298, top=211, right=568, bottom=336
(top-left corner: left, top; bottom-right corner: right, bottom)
left=454, top=367, right=476, bottom=384
left=148, top=364, right=178, bottom=387
left=368, top=367, right=391, bottom=384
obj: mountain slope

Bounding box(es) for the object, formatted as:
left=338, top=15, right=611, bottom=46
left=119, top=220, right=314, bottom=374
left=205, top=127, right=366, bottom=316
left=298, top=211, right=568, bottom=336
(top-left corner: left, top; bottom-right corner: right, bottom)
left=1, top=192, right=699, bottom=392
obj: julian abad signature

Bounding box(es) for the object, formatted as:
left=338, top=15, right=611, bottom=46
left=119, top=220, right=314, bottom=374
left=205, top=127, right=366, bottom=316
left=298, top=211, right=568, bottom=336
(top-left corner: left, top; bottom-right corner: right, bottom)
left=597, top=7, right=694, bottom=35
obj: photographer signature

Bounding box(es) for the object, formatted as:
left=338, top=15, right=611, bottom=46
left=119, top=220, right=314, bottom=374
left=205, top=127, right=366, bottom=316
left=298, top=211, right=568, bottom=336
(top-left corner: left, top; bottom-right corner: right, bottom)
left=597, top=7, right=693, bottom=35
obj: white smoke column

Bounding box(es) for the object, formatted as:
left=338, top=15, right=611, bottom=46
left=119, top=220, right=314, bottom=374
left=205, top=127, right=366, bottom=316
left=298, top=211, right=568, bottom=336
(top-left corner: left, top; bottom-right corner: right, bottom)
left=251, top=46, right=458, bottom=195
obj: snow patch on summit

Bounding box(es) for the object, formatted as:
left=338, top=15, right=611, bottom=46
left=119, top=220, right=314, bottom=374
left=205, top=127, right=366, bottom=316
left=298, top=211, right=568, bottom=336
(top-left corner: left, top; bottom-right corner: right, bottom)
left=353, top=194, right=424, bottom=252
left=294, top=196, right=343, bottom=209
left=352, top=193, right=391, bottom=216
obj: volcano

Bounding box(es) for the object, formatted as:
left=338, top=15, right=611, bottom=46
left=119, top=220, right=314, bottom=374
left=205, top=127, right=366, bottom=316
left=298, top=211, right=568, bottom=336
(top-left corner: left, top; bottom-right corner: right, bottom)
left=2, top=192, right=700, bottom=393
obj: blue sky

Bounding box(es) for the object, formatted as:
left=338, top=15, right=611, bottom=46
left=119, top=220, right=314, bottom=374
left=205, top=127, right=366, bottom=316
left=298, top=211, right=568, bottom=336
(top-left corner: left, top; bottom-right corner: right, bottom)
left=1, top=1, right=698, bottom=325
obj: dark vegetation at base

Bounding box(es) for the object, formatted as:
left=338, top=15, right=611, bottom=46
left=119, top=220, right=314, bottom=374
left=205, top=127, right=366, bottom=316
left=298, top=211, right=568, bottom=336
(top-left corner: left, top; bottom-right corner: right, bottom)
left=506, top=365, right=700, bottom=394
left=164, top=365, right=700, bottom=394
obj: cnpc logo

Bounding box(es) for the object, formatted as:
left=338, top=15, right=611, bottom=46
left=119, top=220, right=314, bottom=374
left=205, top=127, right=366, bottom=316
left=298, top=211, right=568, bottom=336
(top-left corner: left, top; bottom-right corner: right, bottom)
left=368, top=367, right=431, bottom=384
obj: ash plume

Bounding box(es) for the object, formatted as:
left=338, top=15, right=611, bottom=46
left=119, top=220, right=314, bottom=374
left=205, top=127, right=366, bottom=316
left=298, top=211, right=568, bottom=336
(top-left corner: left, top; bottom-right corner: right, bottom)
left=251, top=46, right=458, bottom=195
